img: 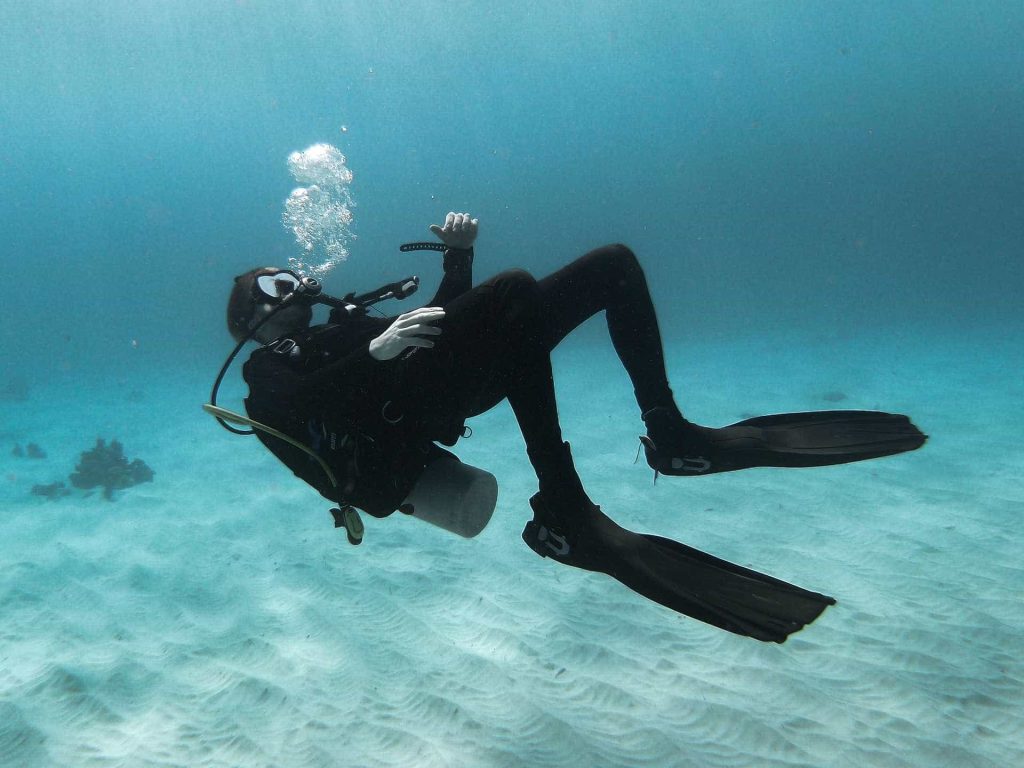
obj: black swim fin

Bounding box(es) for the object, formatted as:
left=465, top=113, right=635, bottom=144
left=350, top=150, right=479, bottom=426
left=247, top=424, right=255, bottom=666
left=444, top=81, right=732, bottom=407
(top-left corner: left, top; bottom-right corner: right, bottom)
left=640, top=408, right=927, bottom=477
left=523, top=493, right=835, bottom=643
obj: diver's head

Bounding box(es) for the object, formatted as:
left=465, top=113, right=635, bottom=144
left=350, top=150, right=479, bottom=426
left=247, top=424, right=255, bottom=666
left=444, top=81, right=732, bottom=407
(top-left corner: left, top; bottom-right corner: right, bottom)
left=227, top=267, right=314, bottom=345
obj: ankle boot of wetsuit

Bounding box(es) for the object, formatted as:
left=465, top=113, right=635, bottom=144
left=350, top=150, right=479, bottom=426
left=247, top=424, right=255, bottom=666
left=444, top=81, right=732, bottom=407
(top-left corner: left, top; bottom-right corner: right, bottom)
left=525, top=441, right=586, bottom=509
left=639, top=406, right=717, bottom=476
left=522, top=442, right=625, bottom=573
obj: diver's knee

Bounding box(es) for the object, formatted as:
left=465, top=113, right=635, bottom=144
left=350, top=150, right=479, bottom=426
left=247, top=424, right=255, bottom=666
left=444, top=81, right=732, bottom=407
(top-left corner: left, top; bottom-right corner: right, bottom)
left=492, top=269, right=541, bottom=327
left=583, top=243, right=639, bottom=272
left=606, top=243, right=640, bottom=270
left=501, top=268, right=537, bottom=285
left=495, top=269, right=539, bottom=297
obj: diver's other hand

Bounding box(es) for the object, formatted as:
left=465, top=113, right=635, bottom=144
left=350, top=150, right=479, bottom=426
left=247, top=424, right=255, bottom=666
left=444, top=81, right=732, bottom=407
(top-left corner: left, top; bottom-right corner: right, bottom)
left=429, top=211, right=478, bottom=250
left=368, top=307, right=445, bottom=361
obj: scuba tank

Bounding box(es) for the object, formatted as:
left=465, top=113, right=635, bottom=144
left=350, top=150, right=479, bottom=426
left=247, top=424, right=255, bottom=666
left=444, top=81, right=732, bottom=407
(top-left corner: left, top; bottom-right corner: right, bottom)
left=400, top=452, right=497, bottom=538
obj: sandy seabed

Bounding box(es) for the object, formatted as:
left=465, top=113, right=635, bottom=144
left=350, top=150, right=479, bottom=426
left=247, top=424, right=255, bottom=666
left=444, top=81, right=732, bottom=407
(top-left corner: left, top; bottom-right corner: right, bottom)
left=1, top=326, right=1021, bottom=767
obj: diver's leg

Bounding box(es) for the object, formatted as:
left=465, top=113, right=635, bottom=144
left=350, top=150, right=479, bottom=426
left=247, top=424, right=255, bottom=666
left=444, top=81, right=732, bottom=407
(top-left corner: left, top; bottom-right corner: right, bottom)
left=430, top=257, right=713, bottom=479
left=536, top=244, right=682, bottom=417
left=427, top=269, right=835, bottom=640
left=504, top=335, right=587, bottom=505
left=466, top=270, right=587, bottom=500
left=408, top=269, right=585, bottom=495
left=528, top=244, right=770, bottom=475
left=498, top=271, right=836, bottom=642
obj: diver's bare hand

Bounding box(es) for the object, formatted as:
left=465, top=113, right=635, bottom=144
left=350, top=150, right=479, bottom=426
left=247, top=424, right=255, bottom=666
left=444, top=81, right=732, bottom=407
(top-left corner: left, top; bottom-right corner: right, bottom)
left=429, top=211, right=478, bottom=250
left=368, top=307, right=445, bottom=361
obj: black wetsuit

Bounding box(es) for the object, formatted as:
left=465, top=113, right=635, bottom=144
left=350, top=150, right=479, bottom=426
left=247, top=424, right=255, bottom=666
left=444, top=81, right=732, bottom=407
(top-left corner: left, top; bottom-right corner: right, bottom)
left=241, top=245, right=862, bottom=642
left=243, top=244, right=676, bottom=516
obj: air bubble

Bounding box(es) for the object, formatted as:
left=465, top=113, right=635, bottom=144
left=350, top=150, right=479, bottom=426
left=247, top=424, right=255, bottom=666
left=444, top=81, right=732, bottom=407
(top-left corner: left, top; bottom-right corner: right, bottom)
left=281, top=143, right=356, bottom=278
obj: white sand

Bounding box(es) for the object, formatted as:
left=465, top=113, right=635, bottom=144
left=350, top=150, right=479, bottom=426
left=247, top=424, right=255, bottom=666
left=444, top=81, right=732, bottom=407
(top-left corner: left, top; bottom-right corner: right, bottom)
left=1, top=327, right=1021, bottom=767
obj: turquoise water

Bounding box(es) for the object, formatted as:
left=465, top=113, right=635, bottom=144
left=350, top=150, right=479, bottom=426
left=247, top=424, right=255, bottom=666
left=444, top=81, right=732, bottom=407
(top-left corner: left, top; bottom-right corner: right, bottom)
left=1, top=2, right=1022, bottom=766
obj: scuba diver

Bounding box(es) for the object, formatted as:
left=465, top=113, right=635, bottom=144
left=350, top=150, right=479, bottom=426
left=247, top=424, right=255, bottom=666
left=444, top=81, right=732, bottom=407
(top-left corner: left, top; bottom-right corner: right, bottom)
left=210, top=211, right=926, bottom=644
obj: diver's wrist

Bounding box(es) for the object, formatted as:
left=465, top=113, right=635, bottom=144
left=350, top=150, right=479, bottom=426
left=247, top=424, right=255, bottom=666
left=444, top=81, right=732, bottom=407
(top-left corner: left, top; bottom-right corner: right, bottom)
left=443, top=246, right=473, bottom=272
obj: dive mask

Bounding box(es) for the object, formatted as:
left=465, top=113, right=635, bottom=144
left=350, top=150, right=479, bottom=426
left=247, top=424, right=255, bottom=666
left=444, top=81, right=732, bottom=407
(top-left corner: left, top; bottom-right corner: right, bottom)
left=252, top=269, right=322, bottom=305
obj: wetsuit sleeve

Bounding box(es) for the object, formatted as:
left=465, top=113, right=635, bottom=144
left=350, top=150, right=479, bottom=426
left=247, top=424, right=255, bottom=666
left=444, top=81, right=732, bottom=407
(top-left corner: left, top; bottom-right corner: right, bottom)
left=427, top=247, right=473, bottom=306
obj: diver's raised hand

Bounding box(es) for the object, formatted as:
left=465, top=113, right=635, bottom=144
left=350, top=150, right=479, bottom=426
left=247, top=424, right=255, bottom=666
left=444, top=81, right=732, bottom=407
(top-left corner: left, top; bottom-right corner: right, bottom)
left=429, top=211, right=478, bottom=250
left=368, top=307, right=445, bottom=361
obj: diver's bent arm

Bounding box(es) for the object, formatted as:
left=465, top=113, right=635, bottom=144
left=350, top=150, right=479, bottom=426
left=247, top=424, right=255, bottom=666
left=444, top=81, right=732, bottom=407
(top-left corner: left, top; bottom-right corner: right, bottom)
left=426, top=211, right=478, bottom=305
left=428, top=246, right=474, bottom=306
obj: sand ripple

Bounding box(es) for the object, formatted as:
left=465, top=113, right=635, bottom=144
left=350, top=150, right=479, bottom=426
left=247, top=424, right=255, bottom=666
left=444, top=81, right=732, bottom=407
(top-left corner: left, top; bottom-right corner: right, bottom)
left=2, top=338, right=1023, bottom=766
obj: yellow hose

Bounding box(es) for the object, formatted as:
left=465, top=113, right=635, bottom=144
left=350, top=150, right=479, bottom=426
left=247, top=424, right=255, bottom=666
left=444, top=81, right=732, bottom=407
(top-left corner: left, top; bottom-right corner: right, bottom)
left=202, top=403, right=338, bottom=489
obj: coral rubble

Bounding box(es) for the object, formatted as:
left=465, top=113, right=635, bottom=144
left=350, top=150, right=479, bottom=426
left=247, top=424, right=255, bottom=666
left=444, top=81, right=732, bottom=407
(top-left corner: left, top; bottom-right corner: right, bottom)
left=12, top=443, right=46, bottom=459
left=69, top=438, right=154, bottom=500
left=31, top=481, right=71, bottom=500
